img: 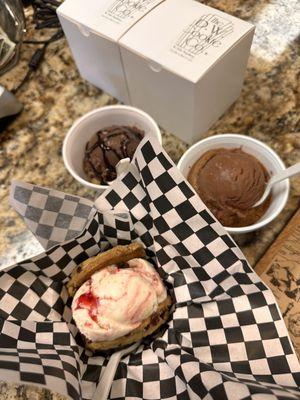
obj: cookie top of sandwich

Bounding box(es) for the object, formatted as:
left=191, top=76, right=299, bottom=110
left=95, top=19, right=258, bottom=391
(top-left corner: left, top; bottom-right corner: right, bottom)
left=67, top=242, right=146, bottom=297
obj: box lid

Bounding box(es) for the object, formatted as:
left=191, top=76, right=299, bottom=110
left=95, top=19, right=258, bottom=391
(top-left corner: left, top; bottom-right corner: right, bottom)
left=57, top=0, right=164, bottom=41
left=119, top=0, right=255, bottom=82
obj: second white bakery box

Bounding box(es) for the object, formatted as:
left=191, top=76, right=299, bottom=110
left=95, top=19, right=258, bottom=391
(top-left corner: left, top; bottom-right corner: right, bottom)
left=58, top=0, right=254, bottom=144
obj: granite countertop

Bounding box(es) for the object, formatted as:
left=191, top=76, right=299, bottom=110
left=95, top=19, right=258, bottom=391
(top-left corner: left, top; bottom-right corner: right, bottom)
left=0, top=0, right=299, bottom=398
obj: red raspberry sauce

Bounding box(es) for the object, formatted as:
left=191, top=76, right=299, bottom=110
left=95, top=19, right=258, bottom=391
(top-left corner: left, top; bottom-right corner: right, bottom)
left=76, top=291, right=99, bottom=323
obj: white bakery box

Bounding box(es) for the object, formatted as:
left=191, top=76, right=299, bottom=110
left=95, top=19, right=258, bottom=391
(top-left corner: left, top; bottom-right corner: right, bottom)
left=57, top=0, right=254, bottom=144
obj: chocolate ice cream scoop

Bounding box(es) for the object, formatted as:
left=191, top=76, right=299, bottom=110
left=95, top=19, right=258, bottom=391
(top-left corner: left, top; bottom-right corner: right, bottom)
left=188, top=148, right=271, bottom=227
left=83, top=125, right=144, bottom=185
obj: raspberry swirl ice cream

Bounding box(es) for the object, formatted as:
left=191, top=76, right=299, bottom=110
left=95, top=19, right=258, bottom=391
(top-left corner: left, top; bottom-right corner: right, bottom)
left=71, top=258, right=167, bottom=342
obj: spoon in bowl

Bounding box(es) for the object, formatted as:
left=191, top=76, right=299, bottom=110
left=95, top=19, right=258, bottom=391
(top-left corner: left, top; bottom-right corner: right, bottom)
left=254, top=162, right=300, bottom=207
left=107, top=158, right=131, bottom=186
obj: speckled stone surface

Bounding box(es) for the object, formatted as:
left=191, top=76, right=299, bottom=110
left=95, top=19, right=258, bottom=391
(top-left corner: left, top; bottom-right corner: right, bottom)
left=0, top=0, right=299, bottom=268
left=0, top=381, right=67, bottom=400
left=0, top=0, right=299, bottom=397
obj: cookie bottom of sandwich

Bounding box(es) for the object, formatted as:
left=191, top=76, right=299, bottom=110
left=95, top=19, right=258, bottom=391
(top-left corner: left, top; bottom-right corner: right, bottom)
left=86, top=295, right=172, bottom=351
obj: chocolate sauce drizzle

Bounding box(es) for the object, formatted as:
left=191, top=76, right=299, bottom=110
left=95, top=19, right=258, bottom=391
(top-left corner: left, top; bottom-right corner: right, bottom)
left=84, top=126, right=144, bottom=184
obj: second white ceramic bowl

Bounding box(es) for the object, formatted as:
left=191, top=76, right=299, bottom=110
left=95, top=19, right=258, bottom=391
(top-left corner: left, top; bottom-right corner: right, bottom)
left=177, top=134, right=289, bottom=234
left=63, top=105, right=162, bottom=192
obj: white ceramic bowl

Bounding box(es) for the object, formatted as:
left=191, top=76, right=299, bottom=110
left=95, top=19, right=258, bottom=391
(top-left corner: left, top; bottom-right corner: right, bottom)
left=177, top=134, right=289, bottom=234
left=63, top=105, right=161, bottom=192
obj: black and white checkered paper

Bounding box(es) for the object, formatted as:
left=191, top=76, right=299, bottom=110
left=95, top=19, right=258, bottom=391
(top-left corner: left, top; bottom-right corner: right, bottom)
left=2, top=137, right=300, bottom=400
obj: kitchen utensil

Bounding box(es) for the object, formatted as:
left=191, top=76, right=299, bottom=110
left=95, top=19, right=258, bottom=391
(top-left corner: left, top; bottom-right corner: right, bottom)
left=0, top=0, right=25, bottom=75
left=254, top=162, right=300, bottom=207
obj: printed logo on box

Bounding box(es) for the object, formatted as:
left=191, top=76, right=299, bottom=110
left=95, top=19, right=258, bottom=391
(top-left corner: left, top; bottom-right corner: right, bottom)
left=171, top=14, right=234, bottom=61
left=103, top=0, right=156, bottom=24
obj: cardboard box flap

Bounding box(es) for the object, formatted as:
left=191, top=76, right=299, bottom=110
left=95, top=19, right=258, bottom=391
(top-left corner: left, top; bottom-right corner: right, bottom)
left=57, top=0, right=164, bottom=41
left=120, top=0, right=254, bottom=82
